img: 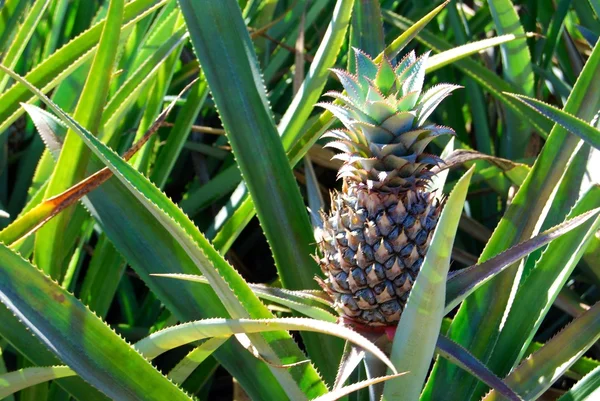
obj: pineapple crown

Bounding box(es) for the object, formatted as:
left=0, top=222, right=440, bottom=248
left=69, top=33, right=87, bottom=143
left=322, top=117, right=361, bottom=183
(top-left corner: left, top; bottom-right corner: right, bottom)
left=318, top=48, right=460, bottom=193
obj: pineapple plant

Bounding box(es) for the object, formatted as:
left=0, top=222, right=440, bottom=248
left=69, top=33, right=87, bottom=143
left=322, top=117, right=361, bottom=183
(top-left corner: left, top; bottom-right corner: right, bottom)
left=315, top=49, right=459, bottom=327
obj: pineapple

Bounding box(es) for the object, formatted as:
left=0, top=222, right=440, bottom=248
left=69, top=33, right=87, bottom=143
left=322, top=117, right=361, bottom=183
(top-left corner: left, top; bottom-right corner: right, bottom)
left=315, top=49, right=459, bottom=327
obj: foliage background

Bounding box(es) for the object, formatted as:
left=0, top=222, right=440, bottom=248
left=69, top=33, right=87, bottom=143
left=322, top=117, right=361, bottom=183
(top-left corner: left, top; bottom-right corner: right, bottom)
left=0, top=0, right=599, bottom=400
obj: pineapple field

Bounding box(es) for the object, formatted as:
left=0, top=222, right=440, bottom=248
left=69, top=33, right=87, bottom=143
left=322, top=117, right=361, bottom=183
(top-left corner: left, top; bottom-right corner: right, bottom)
left=1, top=0, right=600, bottom=400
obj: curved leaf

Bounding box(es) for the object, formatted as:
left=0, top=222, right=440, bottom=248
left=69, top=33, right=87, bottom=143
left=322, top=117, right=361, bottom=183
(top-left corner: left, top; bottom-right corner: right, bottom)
left=178, top=0, right=351, bottom=381
left=425, top=39, right=600, bottom=401
left=382, top=167, right=474, bottom=401
left=505, top=93, right=600, bottom=150
left=445, top=207, right=600, bottom=312
left=0, top=243, right=193, bottom=400
left=33, top=0, right=125, bottom=280
left=136, top=318, right=397, bottom=373
left=0, top=63, right=327, bottom=400
left=0, top=366, right=74, bottom=399
left=483, top=302, right=600, bottom=400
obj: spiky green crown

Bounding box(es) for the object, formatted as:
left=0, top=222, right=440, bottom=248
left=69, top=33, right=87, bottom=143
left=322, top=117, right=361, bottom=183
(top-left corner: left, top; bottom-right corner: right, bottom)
left=319, top=49, right=460, bottom=192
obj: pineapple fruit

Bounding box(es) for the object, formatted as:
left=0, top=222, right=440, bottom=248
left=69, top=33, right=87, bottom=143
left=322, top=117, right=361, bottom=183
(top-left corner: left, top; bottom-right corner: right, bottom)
left=315, top=49, right=459, bottom=327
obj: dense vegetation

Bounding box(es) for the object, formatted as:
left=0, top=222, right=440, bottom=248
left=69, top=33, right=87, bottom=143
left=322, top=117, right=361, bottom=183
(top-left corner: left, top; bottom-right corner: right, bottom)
left=0, top=0, right=599, bottom=400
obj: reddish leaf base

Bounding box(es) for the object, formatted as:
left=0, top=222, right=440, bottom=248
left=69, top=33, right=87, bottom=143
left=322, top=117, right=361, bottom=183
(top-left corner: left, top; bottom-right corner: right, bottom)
left=340, top=316, right=398, bottom=342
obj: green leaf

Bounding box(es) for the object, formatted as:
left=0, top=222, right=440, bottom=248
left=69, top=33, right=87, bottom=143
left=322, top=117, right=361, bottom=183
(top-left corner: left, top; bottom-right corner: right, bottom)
left=382, top=167, right=474, bottom=401
left=486, top=0, right=535, bottom=96
left=426, top=33, right=533, bottom=73
left=0, top=0, right=167, bottom=134
left=483, top=302, right=600, bottom=400
left=279, top=0, right=355, bottom=152
left=101, top=23, right=188, bottom=143
left=79, top=234, right=126, bottom=318
left=0, top=366, right=74, bottom=399
left=424, top=38, right=600, bottom=401
left=0, top=63, right=327, bottom=400
left=348, top=0, right=384, bottom=72
left=33, top=0, right=124, bottom=280
left=382, top=9, right=554, bottom=138
left=487, top=0, right=535, bottom=158
left=0, top=243, right=193, bottom=400
left=3, top=315, right=396, bottom=398
left=178, top=0, right=349, bottom=382
left=150, top=78, right=209, bottom=189
left=445, top=206, right=600, bottom=312
left=167, top=338, right=229, bottom=385
left=435, top=336, right=521, bottom=401
left=73, top=178, right=285, bottom=396
left=180, top=165, right=241, bottom=216
left=382, top=0, right=450, bottom=60
left=557, top=365, right=600, bottom=401
left=505, top=93, right=600, bottom=150
left=0, top=0, right=51, bottom=92
left=0, top=0, right=29, bottom=53
left=484, top=186, right=600, bottom=389
left=136, top=318, right=396, bottom=373
left=152, top=273, right=338, bottom=322
left=313, top=373, right=407, bottom=401
left=0, top=305, right=109, bottom=401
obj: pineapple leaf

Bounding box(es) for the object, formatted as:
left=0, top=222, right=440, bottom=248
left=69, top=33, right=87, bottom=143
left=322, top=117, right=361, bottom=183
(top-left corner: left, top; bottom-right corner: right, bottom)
left=167, top=337, right=230, bottom=385
left=425, top=33, right=534, bottom=73
left=33, top=0, right=125, bottom=281
left=484, top=186, right=600, bottom=385
left=355, top=49, right=379, bottom=85
left=152, top=273, right=338, bottom=322
left=0, top=366, right=74, bottom=400
left=0, top=76, right=191, bottom=247
left=348, top=0, right=384, bottom=73
left=382, top=9, right=554, bottom=137
left=487, top=0, right=535, bottom=159
left=445, top=205, right=600, bottom=312
left=483, top=302, right=600, bottom=401
left=0, top=243, right=193, bottom=400
left=0, top=0, right=51, bottom=92
left=334, top=343, right=367, bottom=390
left=504, top=93, right=600, bottom=150
left=382, top=166, right=474, bottom=401
left=557, top=365, right=600, bottom=401
left=416, top=84, right=461, bottom=126
left=0, top=64, right=324, bottom=400
left=0, top=0, right=167, bottom=134
left=425, top=38, right=600, bottom=401
left=312, top=373, right=408, bottom=401
left=383, top=0, right=449, bottom=60
left=399, top=51, right=430, bottom=98
left=374, top=58, right=396, bottom=95
left=22, top=105, right=66, bottom=160
left=435, top=335, right=521, bottom=401
left=135, top=317, right=397, bottom=373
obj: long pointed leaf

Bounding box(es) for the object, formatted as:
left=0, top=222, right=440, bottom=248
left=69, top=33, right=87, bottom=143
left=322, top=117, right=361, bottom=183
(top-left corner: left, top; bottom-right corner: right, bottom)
left=506, top=93, right=600, bottom=150
left=0, top=243, right=192, bottom=400
left=435, top=335, right=521, bottom=401
left=33, top=0, right=124, bottom=280
left=382, top=167, right=474, bottom=401
left=424, top=38, right=600, bottom=401
left=484, top=302, right=600, bottom=400
left=0, top=64, right=327, bottom=400
left=445, top=207, right=600, bottom=312
left=177, top=0, right=349, bottom=381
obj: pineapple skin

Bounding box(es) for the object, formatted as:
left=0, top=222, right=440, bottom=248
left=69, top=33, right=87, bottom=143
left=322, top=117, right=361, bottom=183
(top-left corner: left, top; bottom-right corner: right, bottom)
left=315, top=49, right=457, bottom=326
left=316, top=184, right=441, bottom=326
